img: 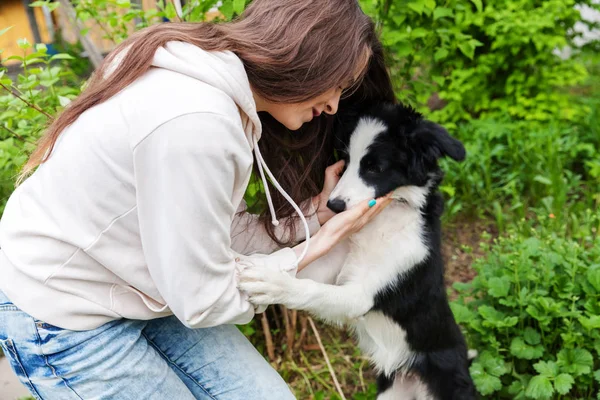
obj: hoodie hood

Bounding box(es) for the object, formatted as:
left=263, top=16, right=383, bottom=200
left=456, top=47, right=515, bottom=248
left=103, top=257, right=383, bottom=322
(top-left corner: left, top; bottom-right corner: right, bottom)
left=151, top=41, right=262, bottom=146
left=151, top=42, right=311, bottom=267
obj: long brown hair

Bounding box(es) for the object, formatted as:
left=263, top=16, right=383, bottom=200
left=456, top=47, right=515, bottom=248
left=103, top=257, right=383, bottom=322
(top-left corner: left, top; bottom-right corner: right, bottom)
left=20, top=0, right=394, bottom=243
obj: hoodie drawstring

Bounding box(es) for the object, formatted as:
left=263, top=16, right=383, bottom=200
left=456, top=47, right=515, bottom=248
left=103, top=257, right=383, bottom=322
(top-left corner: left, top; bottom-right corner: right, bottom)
left=253, top=138, right=310, bottom=269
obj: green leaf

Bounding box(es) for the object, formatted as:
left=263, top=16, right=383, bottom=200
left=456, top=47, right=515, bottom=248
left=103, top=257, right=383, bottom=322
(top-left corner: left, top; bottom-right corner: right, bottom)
left=594, top=369, right=600, bottom=384
left=424, top=0, right=436, bottom=10
left=512, top=338, right=544, bottom=360
left=233, top=0, right=245, bottom=15
left=458, top=42, right=475, bottom=59
left=579, top=315, right=600, bottom=330
left=220, top=0, right=234, bottom=20
left=508, top=379, right=527, bottom=395
left=450, top=302, right=474, bottom=324
left=488, top=276, right=511, bottom=297
left=470, top=0, right=483, bottom=13
left=479, top=351, right=507, bottom=377
left=433, top=7, right=453, bottom=20
left=524, top=327, right=541, bottom=345
left=554, top=373, right=574, bottom=395
left=17, top=38, right=32, bottom=50
left=164, top=2, right=177, bottom=20
left=557, top=348, right=594, bottom=376
left=533, top=361, right=559, bottom=377
left=525, top=375, right=554, bottom=399
left=395, top=42, right=413, bottom=58
left=408, top=1, right=425, bottom=15
left=470, top=362, right=502, bottom=395
left=0, top=26, right=13, bottom=37
left=534, top=175, right=552, bottom=185
left=434, top=47, right=449, bottom=61
left=58, top=96, right=71, bottom=107
left=411, top=28, right=428, bottom=38
left=586, top=265, right=600, bottom=292
left=50, top=54, right=75, bottom=61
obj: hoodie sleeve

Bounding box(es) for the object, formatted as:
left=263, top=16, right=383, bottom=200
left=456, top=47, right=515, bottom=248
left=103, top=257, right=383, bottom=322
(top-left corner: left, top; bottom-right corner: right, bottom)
left=230, top=199, right=321, bottom=255
left=133, top=112, right=298, bottom=328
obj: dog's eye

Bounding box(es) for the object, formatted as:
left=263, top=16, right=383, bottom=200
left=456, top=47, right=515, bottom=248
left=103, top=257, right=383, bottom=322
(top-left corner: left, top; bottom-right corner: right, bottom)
left=362, top=158, right=382, bottom=174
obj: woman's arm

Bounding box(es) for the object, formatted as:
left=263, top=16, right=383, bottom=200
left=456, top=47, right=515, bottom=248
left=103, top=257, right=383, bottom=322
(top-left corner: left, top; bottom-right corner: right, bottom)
left=134, top=113, right=299, bottom=328
left=230, top=198, right=320, bottom=255
left=230, top=160, right=345, bottom=255
left=134, top=113, right=391, bottom=328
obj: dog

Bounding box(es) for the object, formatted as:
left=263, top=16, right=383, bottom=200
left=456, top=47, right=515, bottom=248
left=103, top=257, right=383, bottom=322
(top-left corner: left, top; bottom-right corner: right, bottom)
left=239, top=103, right=477, bottom=400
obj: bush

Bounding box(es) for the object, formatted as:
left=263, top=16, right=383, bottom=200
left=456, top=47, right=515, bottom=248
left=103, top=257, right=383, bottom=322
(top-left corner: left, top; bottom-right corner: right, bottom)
left=439, top=112, right=600, bottom=229
left=451, top=214, right=600, bottom=399
left=0, top=38, right=81, bottom=212
left=362, top=0, right=599, bottom=125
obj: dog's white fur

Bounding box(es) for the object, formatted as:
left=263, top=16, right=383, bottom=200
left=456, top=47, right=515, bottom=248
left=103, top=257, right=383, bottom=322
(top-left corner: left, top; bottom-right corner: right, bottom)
left=329, top=118, right=386, bottom=208
left=239, top=120, right=435, bottom=399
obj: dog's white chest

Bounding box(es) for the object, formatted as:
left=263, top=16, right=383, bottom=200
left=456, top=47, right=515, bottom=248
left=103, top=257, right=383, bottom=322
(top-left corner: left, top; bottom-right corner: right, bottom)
left=352, top=311, right=415, bottom=376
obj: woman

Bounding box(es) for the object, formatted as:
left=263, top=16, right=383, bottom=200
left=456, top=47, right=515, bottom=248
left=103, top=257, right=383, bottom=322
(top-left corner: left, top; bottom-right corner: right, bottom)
left=0, top=0, right=395, bottom=398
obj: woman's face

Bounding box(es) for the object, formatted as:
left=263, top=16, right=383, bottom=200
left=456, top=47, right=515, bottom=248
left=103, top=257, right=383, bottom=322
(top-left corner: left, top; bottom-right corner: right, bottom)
left=260, top=86, right=344, bottom=131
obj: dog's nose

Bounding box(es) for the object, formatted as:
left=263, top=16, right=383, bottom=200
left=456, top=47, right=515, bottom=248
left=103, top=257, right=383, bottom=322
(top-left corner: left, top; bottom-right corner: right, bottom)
left=327, top=198, right=346, bottom=214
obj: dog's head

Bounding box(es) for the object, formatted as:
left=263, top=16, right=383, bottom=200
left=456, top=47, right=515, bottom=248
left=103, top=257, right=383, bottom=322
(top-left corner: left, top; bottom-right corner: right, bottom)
left=327, top=103, right=465, bottom=213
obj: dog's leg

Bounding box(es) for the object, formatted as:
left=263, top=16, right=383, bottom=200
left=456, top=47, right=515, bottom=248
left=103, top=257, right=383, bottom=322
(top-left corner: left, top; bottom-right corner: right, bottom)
left=238, top=265, right=373, bottom=323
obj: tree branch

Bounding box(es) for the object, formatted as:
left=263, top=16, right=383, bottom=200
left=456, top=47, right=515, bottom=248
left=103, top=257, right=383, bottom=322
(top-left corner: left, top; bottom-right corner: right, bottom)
left=0, top=124, right=37, bottom=145
left=0, top=83, right=55, bottom=120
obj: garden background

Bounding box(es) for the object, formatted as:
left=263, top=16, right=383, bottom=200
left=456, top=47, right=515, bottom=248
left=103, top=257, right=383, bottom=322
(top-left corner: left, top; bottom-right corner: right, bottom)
left=0, top=0, right=599, bottom=399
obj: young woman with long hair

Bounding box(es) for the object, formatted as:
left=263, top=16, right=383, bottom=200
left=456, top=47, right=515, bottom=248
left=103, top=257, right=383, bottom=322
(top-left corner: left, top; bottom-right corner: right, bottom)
left=0, top=0, right=395, bottom=398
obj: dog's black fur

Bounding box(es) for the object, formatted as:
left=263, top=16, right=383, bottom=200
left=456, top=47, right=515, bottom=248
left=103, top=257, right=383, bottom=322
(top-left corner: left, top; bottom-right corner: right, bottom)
left=333, top=103, right=477, bottom=399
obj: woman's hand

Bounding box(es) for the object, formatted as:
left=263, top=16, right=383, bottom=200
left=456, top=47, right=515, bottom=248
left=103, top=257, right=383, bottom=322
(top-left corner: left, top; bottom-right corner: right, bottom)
left=313, top=160, right=346, bottom=225
left=295, top=193, right=393, bottom=271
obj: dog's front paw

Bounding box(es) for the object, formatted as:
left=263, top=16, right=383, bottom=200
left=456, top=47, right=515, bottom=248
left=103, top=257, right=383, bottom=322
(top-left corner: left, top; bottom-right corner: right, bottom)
left=238, top=265, right=296, bottom=306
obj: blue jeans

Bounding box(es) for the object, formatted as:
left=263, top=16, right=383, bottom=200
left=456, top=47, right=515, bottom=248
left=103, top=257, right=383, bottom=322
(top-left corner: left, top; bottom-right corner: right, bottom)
left=0, top=290, right=295, bottom=399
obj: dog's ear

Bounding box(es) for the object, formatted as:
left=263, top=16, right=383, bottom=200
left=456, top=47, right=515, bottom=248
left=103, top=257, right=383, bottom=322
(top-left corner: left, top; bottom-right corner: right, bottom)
left=412, top=121, right=466, bottom=162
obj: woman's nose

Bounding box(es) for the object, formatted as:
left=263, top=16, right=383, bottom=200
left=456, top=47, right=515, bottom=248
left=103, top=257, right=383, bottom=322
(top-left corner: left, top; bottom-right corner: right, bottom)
left=324, top=92, right=341, bottom=115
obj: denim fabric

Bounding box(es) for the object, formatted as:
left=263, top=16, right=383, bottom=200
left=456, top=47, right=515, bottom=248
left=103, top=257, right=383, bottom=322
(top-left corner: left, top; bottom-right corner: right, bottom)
left=0, top=290, right=295, bottom=399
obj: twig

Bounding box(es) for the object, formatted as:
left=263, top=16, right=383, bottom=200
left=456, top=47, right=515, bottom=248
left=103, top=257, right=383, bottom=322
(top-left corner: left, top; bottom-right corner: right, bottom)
left=0, top=83, right=55, bottom=120
left=291, top=309, right=297, bottom=335
left=261, top=312, right=275, bottom=362
left=0, top=124, right=37, bottom=145
left=281, top=305, right=294, bottom=357
left=358, top=359, right=367, bottom=392
left=307, top=316, right=346, bottom=400
left=295, top=314, right=308, bottom=350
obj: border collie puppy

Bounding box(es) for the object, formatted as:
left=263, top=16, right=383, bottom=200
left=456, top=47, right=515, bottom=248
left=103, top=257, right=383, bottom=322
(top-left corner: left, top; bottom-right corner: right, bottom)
left=239, top=103, right=477, bottom=400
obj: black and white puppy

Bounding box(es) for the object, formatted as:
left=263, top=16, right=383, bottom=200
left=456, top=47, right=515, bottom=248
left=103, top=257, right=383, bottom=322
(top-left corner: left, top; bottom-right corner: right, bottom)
left=239, top=103, right=477, bottom=400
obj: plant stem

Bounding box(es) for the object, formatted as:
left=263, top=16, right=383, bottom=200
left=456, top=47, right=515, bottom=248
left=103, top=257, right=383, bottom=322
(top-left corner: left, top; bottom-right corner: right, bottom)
left=0, top=83, right=55, bottom=120
left=308, top=316, right=346, bottom=400
left=0, top=124, right=37, bottom=145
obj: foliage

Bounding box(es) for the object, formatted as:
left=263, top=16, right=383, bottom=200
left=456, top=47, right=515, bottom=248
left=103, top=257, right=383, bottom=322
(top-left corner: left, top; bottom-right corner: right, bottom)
left=452, top=215, right=600, bottom=399
left=0, top=0, right=246, bottom=212
left=0, top=35, right=81, bottom=212
left=361, top=0, right=600, bottom=126
left=0, top=2, right=599, bottom=398
left=439, top=107, right=600, bottom=230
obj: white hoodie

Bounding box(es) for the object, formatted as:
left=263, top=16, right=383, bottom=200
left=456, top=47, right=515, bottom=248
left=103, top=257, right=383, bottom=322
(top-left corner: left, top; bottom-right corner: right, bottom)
left=0, top=42, right=321, bottom=331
